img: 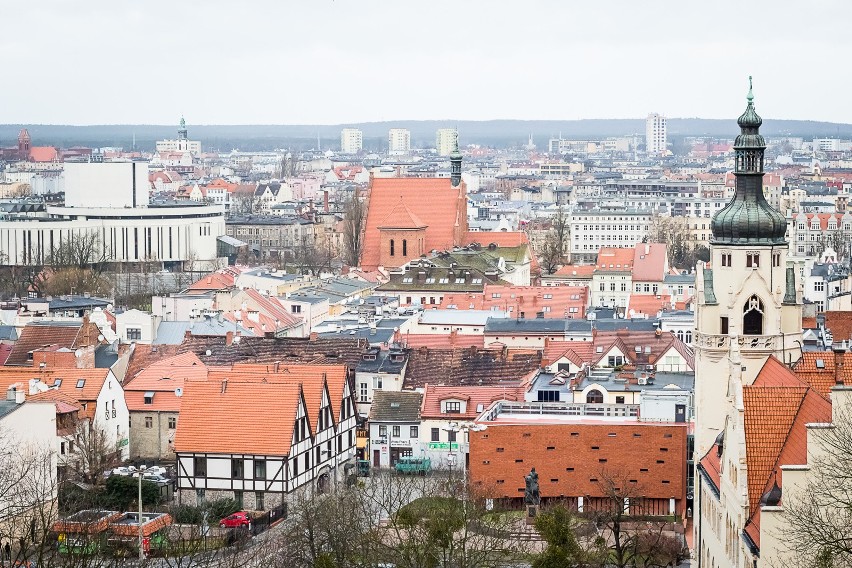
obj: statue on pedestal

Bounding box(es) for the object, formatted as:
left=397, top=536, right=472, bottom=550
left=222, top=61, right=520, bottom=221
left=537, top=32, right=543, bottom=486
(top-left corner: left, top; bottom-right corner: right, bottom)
left=524, top=467, right=540, bottom=506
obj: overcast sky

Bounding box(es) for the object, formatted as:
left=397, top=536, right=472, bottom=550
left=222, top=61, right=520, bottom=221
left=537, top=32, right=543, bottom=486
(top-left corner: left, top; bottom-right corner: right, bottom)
left=4, top=0, right=850, bottom=125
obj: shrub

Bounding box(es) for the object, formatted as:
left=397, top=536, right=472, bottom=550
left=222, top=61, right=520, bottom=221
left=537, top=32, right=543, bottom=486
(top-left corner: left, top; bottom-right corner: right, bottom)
left=206, top=498, right=241, bottom=520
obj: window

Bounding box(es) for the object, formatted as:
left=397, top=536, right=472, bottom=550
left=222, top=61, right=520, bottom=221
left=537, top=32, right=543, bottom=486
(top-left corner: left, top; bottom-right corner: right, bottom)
left=360, top=383, right=368, bottom=402
left=76, top=379, right=85, bottom=389
left=168, top=417, right=176, bottom=429
left=256, top=491, right=265, bottom=510
left=194, top=457, right=207, bottom=477
left=126, top=327, right=142, bottom=341
left=721, top=253, right=732, bottom=267
left=445, top=401, right=461, bottom=414
left=373, top=377, right=383, bottom=390
left=390, top=239, right=395, bottom=256
left=772, top=253, right=781, bottom=267
left=743, top=295, right=764, bottom=335
left=720, top=316, right=729, bottom=335
left=448, top=429, right=457, bottom=442
left=492, top=293, right=501, bottom=298
left=144, top=416, right=153, bottom=428
left=392, top=425, right=400, bottom=438
left=431, top=427, right=440, bottom=442
left=254, top=460, right=266, bottom=480
left=291, top=304, right=302, bottom=314
left=815, top=281, right=825, bottom=292
left=746, top=252, right=760, bottom=267
left=402, top=239, right=407, bottom=256
left=607, top=355, right=624, bottom=367
left=144, top=392, right=154, bottom=405
left=234, top=490, right=243, bottom=509
left=232, top=459, right=244, bottom=479
left=379, top=425, right=387, bottom=437
left=410, top=426, right=419, bottom=438
left=615, top=396, right=625, bottom=404
left=586, top=389, right=604, bottom=404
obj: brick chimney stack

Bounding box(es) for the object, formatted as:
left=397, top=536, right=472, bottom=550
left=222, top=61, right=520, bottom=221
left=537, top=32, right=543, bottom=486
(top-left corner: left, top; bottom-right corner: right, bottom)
left=833, top=344, right=846, bottom=385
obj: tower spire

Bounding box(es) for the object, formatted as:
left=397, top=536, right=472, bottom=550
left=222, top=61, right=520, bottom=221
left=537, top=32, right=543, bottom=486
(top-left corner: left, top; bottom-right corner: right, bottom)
left=450, top=130, right=462, bottom=187
left=710, top=77, right=785, bottom=245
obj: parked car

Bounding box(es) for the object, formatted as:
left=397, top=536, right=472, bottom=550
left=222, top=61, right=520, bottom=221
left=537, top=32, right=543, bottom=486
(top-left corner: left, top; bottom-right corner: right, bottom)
left=145, top=466, right=168, bottom=476
left=219, top=511, right=252, bottom=529
left=111, top=467, right=132, bottom=477
left=142, top=473, right=171, bottom=486
left=394, top=456, right=431, bottom=475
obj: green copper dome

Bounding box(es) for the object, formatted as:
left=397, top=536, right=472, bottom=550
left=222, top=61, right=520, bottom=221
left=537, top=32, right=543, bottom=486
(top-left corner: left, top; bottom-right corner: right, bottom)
left=711, top=78, right=787, bottom=246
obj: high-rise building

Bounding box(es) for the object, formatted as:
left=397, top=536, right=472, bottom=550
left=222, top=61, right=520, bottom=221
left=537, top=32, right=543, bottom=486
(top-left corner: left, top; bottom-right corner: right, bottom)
left=340, top=128, right=363, bottom=154
left=388, top=128, right=411, bottom=156
left=436, top=128, right=457, bottom=156
left=645, top=113, right=667, bottom=155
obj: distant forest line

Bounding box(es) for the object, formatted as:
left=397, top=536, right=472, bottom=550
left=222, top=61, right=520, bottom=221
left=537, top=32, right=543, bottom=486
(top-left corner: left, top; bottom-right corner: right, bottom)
left=2, top=118, right=852, bottom=153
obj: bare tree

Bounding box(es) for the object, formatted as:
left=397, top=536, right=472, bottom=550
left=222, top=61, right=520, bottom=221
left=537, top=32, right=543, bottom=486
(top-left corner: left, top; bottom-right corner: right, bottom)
left=538, top=207, right=569, bottom=275
left=779, top=397, right=852, bottom=568
left=645, top=214, right=709, bottom=270
left=66, top=421, right=122, bottom=487
left=342, top=189, right=367, bottom=268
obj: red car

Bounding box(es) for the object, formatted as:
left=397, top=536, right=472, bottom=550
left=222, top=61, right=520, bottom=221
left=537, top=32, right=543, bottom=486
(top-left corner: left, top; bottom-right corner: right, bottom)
left=219, top=511, right=252, bottom=528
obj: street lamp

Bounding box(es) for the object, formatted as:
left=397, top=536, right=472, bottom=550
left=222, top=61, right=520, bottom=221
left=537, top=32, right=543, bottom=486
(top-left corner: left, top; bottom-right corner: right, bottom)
left=132, top=465, right=147, bottom=560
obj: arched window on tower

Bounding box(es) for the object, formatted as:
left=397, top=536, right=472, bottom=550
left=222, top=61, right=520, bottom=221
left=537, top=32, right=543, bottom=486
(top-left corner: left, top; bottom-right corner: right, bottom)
left=390, top=239, right=395, bottom=256
left=402, top=239, right=407, bottom=256
left=686, top=330, right=692, bottom=344
left=586, top=389, right=604, bottom=404
left=743, top=295, right=764, bottom=335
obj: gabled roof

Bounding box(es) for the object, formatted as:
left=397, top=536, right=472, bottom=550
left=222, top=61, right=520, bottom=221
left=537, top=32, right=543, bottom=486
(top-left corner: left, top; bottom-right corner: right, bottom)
left=792, top=351, right=849, bottom=398
left=28, top=389, right=82, bottom=415
left=820, top=311, right=852, bottom=342
left=404, top=346, right=541, bottom=389
left=420, top=384, right=525, bottom=419
left=29, top=146, right=58, bottom=162
left=740, top=356, right=833, bottom=548
left=173, top=378, right=301, bottom=456
left=632, top=243, right=667, bottom=282
left=361, top=177, right=467, bottom=270
left=369, top=390, right=422, bottom=423
left=6, top=321, right=101, bottom=367
left=595, top=248, right=634, bottom=272
left=378, top=199, right=427, bottom=230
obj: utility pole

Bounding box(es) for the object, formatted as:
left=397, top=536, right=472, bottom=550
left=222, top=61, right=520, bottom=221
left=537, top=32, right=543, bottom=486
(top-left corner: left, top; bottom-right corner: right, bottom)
left=136, top=465, right=147, bottom=560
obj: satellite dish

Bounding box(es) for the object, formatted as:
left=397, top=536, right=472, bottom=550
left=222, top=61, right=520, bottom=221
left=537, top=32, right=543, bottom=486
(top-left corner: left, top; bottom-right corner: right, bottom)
left=175, top=387, right=183, bottom=397
left=97, top=334, right=104, bottom=342
left=74, top=349, right=83, bottom=358
left=205, top=350, right=212, bottom=356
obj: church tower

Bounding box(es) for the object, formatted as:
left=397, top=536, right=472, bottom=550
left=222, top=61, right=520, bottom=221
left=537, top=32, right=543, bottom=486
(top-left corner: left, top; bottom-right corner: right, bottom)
left=450, top=131, right=462, bottom=187
left=693, top=79, right=803, bottom=455
left=17, top=128, right=30, bottom=161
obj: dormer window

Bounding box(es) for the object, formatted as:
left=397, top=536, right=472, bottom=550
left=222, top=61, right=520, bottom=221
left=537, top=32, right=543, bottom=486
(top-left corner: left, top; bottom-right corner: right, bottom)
left=76, top=379, right=85, bottom=388
left=144, top=392, right=154, bottom=405
left=53, top=379, right=62, bottom=387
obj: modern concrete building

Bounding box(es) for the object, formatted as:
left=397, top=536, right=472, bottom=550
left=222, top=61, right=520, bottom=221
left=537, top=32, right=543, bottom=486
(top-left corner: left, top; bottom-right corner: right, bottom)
left=646, top=113, right=667, bottom=155
left=387, top=128, right=411, bottom=156
left=340, top=128, right=363, bottom=154
left=436, top=128, right=457, bottom=156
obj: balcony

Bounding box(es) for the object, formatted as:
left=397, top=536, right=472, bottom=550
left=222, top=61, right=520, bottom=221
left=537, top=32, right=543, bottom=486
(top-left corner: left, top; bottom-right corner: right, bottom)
left=694, top=333, right=778, bottom=351
left=482, top=401, right=640, bottom=422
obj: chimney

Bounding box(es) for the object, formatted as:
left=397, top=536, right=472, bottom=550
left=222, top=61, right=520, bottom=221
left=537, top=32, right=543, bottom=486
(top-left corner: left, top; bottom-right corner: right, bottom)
left=309, top=332, right=318, bottom=341
left=225, top=331, right=234, bottom=346
left=221, top=378, right=228, bottom=394
left=833, top=345, right=846, bottom=385
left=323, top=189, right=329, bottom=213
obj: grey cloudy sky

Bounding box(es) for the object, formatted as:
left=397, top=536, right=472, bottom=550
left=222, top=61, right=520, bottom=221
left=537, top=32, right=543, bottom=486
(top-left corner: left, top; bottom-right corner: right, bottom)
left=4, top=0, right=850, bottom=125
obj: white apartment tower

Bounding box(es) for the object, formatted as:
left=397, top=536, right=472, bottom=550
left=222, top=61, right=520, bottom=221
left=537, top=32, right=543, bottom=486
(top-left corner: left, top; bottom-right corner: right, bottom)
left=436, top=128, right=457, bottom=156
left=340, top=128, right=363, bottom=154
left=388, top=128, right=411, bottom=156
left=645, top=113, right=667, bottom=155
left=693, top=83, right=802, bottom=457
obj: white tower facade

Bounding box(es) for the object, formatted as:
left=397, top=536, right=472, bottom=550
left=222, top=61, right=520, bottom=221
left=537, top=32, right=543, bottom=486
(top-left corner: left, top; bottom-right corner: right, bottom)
left=388, top=128, right=411, bottom=156
left=646, top=113, right=667, bottom=155
left=340, top=128, right=363, bottom=154
left=693, top=84, right=802, bottom=457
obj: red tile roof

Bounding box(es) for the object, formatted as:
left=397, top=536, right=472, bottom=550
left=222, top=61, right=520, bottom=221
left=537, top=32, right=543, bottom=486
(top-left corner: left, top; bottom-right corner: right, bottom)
left=173, top=378, right=301, bottom=455
left=631, top=243, right=668, bottom=282
left=361, top=178, right=468, bottom=270
left=595, top=248, right=634, bottom=272
left=397, top=332, right=486, bottom=350
left=465, top=231, right=529, bottom=248
left=551, top=264, right=595, bottom=278
left=439, top=285, right=587, bottom=318
left=420, top=384, right=527, bottom=420
left=378, top=199, right=427, bottom=229
left=821, top=311, right=852, bottom=342
left=29, top=146, right=58, bottom=162
left=6, top=322, right=101, bottom=366
left=793, top=351, right=849, bottom=397
left=187, top=268, right=241, bottom=291
left=627, top=294, right=673, bottom=318
left=739, top=356, right=833, bottom=548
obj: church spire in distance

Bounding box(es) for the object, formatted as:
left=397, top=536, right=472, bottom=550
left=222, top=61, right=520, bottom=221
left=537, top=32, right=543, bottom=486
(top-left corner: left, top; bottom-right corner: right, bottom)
left=450, top=130, right=462, bottom=187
